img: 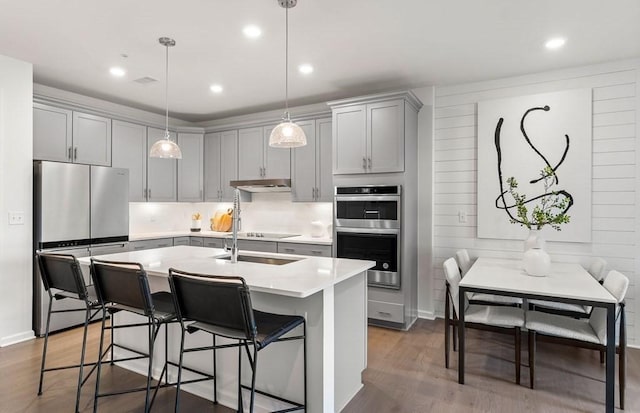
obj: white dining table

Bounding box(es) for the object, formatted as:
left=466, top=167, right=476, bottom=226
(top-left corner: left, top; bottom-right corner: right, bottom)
left=458, top=257, right=618, bottom=413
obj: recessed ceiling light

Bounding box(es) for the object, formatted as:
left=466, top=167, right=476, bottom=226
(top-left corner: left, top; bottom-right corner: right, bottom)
left=298, top=64, right=314, bottom=74
left=545, top=37, right=566, bottom=50
left=243, top=25, right=262, bottom=39
left=210, top=84, right=223, bottom=93
left=109, top=67, right=126, bottom=77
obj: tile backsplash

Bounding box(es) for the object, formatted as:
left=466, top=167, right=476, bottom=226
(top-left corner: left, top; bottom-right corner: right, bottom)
left=129, top=193, right=333, bottom=237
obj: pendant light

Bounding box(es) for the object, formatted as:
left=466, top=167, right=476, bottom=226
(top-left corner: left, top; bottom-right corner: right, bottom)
left=269, top=0, right=307, bottom=148
left=149, top=37, right=183, bottom=159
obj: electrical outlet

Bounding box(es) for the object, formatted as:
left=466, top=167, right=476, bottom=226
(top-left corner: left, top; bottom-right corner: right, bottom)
left=458, top=211, right=467, bottom=224
left=8, top=212, right=25, bottom=225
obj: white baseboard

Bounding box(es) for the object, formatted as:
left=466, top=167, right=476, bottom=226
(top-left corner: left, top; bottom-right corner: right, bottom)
left=417, top=310, right=436, bottom=320
left=0, top=330, right=35, bottom=347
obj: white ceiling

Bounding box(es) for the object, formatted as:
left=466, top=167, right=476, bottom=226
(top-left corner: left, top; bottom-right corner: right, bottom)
left=1, top=0, right=639, bottom=121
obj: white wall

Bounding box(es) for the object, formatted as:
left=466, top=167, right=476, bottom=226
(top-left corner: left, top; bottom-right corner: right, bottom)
left=0, top=55, right=33, bottom=346
left=130, top=193, right=333, bottom=237
left=428, top=59, right=640, bottom=344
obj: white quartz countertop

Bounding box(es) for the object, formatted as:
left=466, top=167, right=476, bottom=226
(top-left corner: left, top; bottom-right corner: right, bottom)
left=130, top=231, right=333, bottom=245
left=78, top=246, right=371, bottom=298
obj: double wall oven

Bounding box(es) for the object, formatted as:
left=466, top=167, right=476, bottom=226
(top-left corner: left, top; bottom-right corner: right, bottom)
left=334, top=185, right=401, bottom=289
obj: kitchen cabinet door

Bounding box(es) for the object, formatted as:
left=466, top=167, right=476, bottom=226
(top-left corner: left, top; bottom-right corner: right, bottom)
left=238, top=127, right=264, bottom=180
left=204, top=130, right=238, bottom=201
left=316, top=117, right=333, bottom=201
left=33, top=103, right=73, bottom=162
left=263, top=124, right=291, bottom=179
left=204, top=132, right=222, bottom=201
left=237, top=239, right=277, bottom=253
left=173, top=237, right=190, bottom=246
left=177, top=132, right=204, bottom=202
left=220, top=130, right=238, bottom=200
left=112, top=120, right=147, bottom=202
left=147, top=127, right=177, bottom=202
left=291, top=120, right=316, bottom=202
left=367, top=99, right=404, bottom=173
left=332, top=104, right=367, bottom=174
left=73, top=111, right=112, bottom=166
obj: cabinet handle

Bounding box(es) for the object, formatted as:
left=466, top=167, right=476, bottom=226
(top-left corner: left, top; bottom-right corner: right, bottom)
left=262, top=166, right=266, bottom=177
left=368, top=157, right=372, bottom=169
left=74, top=147, right=78, bottom=160
left=148, top=189, right=151, bottom=199
left=311, top=250, right=323, bottom=255
left=378, top=311, right=392, bottom=317
left=311, top=187, right=315, bottom=199
left=362, top=156, right=367, bottom=169
left=68, top=147, right=73, bottom=160
left=284, top=248, right=295, bottom=253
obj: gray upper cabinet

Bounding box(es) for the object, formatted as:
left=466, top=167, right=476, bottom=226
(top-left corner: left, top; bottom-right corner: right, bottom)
left=177, top=132, right=204, bottom=202
left=112, top=120, right=147, bottom=202
left=238, top=127, right=263, bottom=180
left=331, top=95, right=416, bottom=175
left=205, top=130, right=238, bottom=201
left=291, top=118, right=333, bottom=202
left=238, top=126, right=291, bottom=180
left=72, top=112, right=112, bottom=166
left=33, top=103, right=73, bottom=162
left=332, top=104, right=367, bottom=174
left=263, top=125, right=291, bottom=179
left=147, top=127, right=177, bottom=202
left=367, top=99, right=404, bottom=173
left=34, top=103, right=111, bottom=166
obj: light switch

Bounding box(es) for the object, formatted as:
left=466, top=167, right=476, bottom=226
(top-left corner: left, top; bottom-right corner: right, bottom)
left=8, top=212, right=25, bottom=225
left=458, top=211, right=467, bottom=224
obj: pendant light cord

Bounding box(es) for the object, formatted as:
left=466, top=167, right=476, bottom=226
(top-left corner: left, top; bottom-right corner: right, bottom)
left=165, top=43, right=170, bottom=137
left=285, top=4, right=289, bottom=119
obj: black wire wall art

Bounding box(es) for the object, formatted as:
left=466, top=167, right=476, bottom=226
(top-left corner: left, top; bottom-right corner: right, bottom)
left=493, top=105, right=573, bottom=231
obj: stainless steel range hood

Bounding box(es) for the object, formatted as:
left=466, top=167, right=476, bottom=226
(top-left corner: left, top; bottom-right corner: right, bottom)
left=230, top=178, right=291, bottom=193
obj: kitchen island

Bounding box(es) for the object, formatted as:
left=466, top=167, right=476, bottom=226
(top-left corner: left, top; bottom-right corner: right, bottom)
left=78, top=246, right=373, bottom=413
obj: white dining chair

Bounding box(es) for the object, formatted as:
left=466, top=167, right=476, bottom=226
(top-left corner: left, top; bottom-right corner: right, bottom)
left=443, top=257, right=525, bottom=384
left=526, top=269, right=628, bottom=409
left=455, top=249, right=523, bottom=307
left=529, top=257, right=608, bottom=318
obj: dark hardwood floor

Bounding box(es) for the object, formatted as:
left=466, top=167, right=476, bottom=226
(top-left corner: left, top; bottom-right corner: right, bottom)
left=0, top=319, right=636, bottom=412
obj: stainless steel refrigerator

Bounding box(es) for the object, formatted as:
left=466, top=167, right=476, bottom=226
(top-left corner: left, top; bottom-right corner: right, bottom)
left=33, top=161, right=130, bottom=336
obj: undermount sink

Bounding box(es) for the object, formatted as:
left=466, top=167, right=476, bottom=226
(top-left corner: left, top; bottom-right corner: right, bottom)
left=215, top=254, right=301, bottom=265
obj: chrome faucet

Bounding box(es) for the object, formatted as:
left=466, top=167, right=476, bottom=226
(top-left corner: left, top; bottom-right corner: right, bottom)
left=230, top=188, right=241, bottom=263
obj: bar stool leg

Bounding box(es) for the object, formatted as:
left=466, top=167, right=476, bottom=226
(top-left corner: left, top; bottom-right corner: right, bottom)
left=213, top=335, right=218, bottom=404
left=249, top=346, right=257, bottom=413
left=38, top=297, right=54, bottom=396
left=238, top=342, right=244, bottom=413
left=94, top=309, right=108, bottom=413
left=144, top=319, right=154, bottom=413
left=174, top=325, right=185, bottom=413
left=74, top=305, right=92, bottom=412
left=303, top=321, right=307, bottom=410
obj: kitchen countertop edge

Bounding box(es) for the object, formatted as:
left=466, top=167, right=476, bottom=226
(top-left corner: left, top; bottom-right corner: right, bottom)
left=130, top=231, right=333, bottom=245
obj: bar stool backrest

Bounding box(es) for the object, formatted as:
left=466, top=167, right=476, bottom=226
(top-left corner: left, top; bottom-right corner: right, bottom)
left=90, top=258, right=154, bottom=316
left=37, top=252, right=88, bottom=300
left=168, top=268, right=257, bottom=340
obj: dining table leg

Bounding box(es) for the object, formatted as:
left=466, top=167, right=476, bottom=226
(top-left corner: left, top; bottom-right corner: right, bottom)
left=458, top=287, right=465, bottom=384
left=605, top=303, right=615, bottom=413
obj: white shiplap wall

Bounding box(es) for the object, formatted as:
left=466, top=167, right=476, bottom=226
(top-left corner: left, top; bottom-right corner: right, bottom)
left=431, top=59, right=640, bottom=344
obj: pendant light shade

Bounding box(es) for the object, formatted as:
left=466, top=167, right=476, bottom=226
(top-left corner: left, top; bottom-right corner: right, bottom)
left=269, top=0, right=307, bottom=148
left=150, top=37, right=182, bottom=159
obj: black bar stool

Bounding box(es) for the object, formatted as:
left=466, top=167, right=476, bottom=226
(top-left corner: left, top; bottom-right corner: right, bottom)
left=168, top=268, right=307, bottom=413
left=36, top=252, right=103, bottom=413
left=90, top=258, right=178, bottom=413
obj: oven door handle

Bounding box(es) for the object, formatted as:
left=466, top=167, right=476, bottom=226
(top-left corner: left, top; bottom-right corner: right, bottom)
left=335, top=195, right=400, bottom=202
left=364, top=210, right=381, bottom=218
left=335, top=227, right=399, bottom=235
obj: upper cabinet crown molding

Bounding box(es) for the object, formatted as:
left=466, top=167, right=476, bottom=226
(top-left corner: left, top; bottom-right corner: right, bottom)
left=327, top=90, right=423, bottom=112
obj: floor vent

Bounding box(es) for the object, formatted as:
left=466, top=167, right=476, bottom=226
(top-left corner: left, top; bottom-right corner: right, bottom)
left=134, top=76, right=157, bottom=84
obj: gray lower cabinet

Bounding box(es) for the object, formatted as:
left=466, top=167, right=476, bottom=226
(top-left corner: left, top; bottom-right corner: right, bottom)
left=204, top=130, right=238, bottom=201
left=204, top=238, right=226, bottom=249
left=173, top=237, right=190, bottom=246
left=189, top=237, right=204, bottom=247
left=291, top=118, right=332, bottom=202
left=277, top=242, right=332, bottom=257
left=237, top=239, right=278, bottom=253
left=367, top=300, right=404, bottom=323
left=129, top=238, right=174, bottom=251
left=112, top=120, right=148, bottom=202
left=147, top=127, right=177, bottom=201
left=178, top=132, right=204, bottom=202
left=33, top=103, right=112, bottom=166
